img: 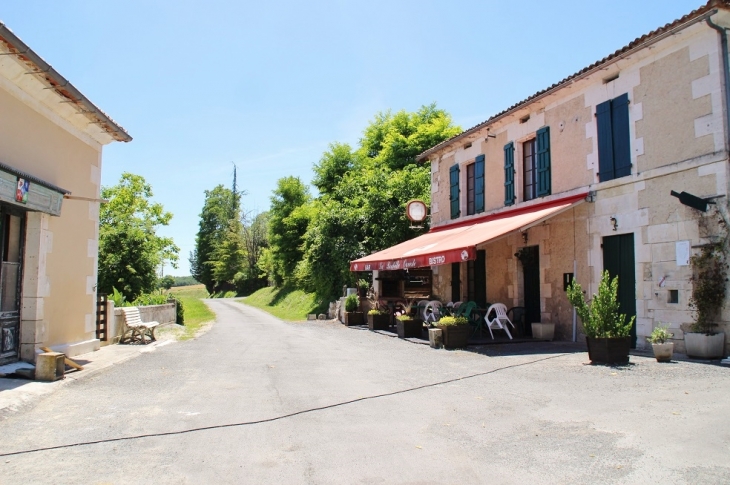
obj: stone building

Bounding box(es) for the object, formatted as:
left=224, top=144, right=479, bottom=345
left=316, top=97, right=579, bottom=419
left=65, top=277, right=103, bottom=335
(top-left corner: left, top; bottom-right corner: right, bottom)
left=0, top=23, right=130, bottom=365
left=352, top=1, right=730, bottom=354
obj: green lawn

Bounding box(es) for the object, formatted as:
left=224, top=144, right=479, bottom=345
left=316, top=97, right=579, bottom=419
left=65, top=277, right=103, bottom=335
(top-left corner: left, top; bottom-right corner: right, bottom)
left=239, top=286, right=326, bottom=321
left=168, top=284, right=216, bottom=340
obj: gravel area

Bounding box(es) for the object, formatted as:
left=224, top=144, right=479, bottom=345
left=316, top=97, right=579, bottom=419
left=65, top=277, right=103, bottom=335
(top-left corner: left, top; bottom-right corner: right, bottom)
left=0, top=299, right=727, bottom=484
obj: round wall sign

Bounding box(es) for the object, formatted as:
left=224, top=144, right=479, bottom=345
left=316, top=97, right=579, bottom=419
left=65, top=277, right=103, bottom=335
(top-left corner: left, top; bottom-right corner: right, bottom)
left=406, top=200, right=428, bottom=222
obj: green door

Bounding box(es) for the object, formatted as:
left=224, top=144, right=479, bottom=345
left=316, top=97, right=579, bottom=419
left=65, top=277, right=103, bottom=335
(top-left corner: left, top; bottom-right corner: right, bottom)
left=602, top=233, right=637, bottom=348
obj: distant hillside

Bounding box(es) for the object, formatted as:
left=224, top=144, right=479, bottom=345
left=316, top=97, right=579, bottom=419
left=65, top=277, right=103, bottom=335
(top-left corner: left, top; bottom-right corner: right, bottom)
left=172, top=275, right=200, bottom=287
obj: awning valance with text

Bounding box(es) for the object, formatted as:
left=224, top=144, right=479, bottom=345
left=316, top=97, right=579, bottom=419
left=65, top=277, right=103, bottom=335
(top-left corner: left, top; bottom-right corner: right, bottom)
left=350, top=193, right=587, bottom=272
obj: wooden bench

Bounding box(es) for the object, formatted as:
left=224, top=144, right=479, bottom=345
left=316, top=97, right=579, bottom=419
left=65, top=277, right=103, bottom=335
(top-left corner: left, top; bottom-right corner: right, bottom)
left=120, top=306, right=160, bottom=344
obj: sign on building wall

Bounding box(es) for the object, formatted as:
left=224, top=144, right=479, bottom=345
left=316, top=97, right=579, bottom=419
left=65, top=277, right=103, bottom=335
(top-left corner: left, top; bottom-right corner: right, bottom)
left=0, top=168, right=65, bottom=216
left=676, top=240, right=690, bottom=266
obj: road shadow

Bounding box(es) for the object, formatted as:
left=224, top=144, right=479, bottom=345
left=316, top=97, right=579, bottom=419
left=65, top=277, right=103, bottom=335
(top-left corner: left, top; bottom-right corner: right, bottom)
left=464, top=340, right=588, bottom=358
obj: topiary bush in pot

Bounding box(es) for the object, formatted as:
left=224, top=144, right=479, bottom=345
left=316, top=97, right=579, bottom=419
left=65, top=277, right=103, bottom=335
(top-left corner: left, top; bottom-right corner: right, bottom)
left=567, top=271, right=634, bottom=365
left=344, top=293, right=363, bottom=326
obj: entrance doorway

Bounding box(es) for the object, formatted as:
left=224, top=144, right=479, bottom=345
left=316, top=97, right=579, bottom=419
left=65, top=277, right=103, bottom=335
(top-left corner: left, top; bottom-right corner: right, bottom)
left=467, top=250, right=487, bottom=307
left=602, top=233, right=637, bottom=348
left=451, top=263, right=461, bottom=303
left=0, top=208, right=24, bottom=365
left=521, top=246, right=540, bottom=337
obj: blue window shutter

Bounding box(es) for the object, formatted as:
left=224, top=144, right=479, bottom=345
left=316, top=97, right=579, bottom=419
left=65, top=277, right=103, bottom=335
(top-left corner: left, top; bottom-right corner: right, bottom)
left=611, top=93, right=632, bottom=178
left=475, top=154, right=485, bottom=213
left=449, top=164, right=460, bottom=219
left=536, top=126, right=551, bottom=197
left=504, top=142, right=515, bottom=206
left=596, top=99, right=615, bottom=181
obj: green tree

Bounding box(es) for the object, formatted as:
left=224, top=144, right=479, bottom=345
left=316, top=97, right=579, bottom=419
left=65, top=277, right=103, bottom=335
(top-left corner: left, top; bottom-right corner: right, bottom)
left=238, top=210, right=269, bottom=293
left=312, top=142, right=356, bottom=196
left=98, top=173, right=179, bottom=300
left=158, top=275, right=176, bottom=290
left=267, top=177, right=312, bottom=286
left=299, top=104, right=460, bottom=300
left=191, top=185, right=235, bottom=293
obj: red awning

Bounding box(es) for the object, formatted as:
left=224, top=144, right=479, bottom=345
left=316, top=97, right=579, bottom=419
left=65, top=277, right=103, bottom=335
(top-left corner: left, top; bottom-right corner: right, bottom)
left=350, top=194, right=586, bottom=271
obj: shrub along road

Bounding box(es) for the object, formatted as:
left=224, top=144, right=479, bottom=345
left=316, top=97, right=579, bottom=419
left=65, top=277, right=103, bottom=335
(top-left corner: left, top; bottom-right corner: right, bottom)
left=0, top=299, right=728, bottom=484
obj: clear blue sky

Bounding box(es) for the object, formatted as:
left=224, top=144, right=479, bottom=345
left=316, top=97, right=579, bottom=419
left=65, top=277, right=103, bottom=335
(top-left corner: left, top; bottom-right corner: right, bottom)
left=1, top=0, right=702, bottom=275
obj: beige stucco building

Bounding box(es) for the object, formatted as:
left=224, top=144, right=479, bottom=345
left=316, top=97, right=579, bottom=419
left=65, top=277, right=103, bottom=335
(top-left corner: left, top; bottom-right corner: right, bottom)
left=353, top=1, right=730, bottom=355
left=0, top=23, right=130, bottom=365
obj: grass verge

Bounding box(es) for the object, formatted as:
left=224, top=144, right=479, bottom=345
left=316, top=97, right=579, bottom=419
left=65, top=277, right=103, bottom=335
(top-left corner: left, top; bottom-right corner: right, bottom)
left=166, top=284, right=216, bottom=340
left=239, top=286, right=325, bottom=321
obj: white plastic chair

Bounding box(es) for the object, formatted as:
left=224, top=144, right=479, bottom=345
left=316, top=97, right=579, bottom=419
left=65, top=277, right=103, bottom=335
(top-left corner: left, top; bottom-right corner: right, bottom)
left=416, top=300, right=430, bottom=321
left=484, top=303, right=514, bottom=340
left=425, top=301, right=443, bottom=324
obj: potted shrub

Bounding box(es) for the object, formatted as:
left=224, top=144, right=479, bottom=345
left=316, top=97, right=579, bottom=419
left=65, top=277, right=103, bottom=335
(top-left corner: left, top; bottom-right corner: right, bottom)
left=396, top=314, right=422, bottom=339
left=367, top=308, right=390, bottom=331
left=647, top=324, right=674, bottom=362
left=357, top=279, right=370, bottom=298
left=685, top=242, right=726, bottom=359
left=344, top=293, right=363, bottom=326
left=437, top=316, right=470, bottom=349
left=567, top=271, right=635, bottom=365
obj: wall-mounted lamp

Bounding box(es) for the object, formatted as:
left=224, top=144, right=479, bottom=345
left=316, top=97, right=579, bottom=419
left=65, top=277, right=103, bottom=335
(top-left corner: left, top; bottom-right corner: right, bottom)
left=610, top=216, right=618, bottom=231
left=486, top=134, right=496, bottom=139
left=521, top=231, right=528, bottom=244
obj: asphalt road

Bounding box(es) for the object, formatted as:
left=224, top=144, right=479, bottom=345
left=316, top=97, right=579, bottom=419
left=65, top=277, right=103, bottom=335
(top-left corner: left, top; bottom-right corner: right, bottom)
left=0, top=299, right=729, bottom=484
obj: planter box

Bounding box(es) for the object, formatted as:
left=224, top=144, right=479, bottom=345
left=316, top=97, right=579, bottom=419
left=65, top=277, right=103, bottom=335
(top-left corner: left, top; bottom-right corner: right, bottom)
left=344, top=312, right=364, bottom=326
left=531, top=323, right=555, bottom=340
left=685, top=332, right=725, bottom=359
left=438, top=324, right=470, bottom=349
left=651, top=342, right=674, bottom=362
left=586, top=336, right=630, bottom=365
left=367, top=313, right=390, bottom=331
left=397, top=319, right=422, bottom=338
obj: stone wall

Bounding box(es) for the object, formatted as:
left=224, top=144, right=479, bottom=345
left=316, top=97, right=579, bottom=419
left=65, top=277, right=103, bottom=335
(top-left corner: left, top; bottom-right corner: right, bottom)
left=103, top=301, right=177, bottom=346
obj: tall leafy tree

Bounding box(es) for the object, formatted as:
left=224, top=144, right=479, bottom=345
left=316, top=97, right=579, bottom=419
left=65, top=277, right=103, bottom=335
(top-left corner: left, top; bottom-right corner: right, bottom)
left=191, top=185, right=235, bottom=293
left=98, top=173, right=179, bottom=300
left=239, top=210, right=269, bottom=292
left=299, top=104, right=460, bottom=300
left=267, top=176, right=312, bottom=286
left=312, top=142, right=356, bottom=196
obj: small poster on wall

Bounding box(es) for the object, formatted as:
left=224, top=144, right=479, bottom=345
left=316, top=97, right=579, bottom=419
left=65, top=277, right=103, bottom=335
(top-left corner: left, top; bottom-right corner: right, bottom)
left=676, top=240, right=690, bottom=266
left=15, top=177, right=29, bottom=204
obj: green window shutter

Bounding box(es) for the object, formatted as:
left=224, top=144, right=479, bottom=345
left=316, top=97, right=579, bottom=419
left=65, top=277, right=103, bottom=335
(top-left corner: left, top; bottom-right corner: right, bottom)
left=596, top=99, right=615, bottom=181
left=504, top=142, right=515, bottom=206
left=611, top=93, right=632, bottom=178
left=449, top=164, right=460, bottom=219
left=536, top=126, right=551, bottom=197
left=475, top=154, right=485, bottom=213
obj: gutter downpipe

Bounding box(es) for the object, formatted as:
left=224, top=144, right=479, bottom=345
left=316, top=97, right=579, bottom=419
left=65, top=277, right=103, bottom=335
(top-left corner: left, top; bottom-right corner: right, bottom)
left=707, top=14, right=730, bottom=152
